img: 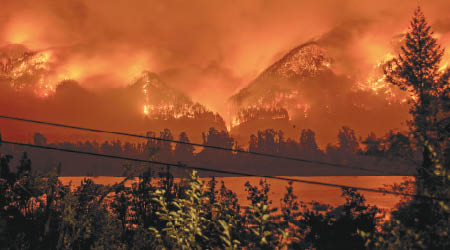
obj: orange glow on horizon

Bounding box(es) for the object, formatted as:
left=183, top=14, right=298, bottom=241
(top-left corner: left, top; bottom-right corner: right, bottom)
left=1, top=0, right=450, bottom=146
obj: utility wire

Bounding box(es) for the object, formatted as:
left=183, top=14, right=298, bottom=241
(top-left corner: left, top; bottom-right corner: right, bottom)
left=0, top=114, right=403, bottom=175
left=1, top=139, right=447, bottom=202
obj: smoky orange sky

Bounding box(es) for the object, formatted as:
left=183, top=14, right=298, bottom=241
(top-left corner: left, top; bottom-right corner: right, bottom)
left=1, top=0, right=450, bottom=146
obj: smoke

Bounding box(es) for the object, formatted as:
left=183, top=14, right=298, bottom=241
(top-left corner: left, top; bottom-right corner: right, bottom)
left=1, top=0, right=450, bottom=144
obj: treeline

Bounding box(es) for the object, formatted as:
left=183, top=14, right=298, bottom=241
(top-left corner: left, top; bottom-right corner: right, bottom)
left=0, top=152, right=448, bottom=249
left=0, top=154, right=386, bottom=249
left=0, top=127, right=416, bottom=176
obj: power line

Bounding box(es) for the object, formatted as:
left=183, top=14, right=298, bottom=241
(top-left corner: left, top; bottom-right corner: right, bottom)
left=0, top=114, right=403, bottom=175
left=1, top=139, right=447, bottom=202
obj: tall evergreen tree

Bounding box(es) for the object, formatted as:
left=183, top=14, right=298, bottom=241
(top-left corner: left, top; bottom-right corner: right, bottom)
left=384, top=6, right=449, bottom=194
left=363, top=7, right=450, bottom=248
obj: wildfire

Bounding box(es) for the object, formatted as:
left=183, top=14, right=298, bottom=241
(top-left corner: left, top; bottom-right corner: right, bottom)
left=143, top=79, right=150, bottom=115
left=231, top=117, right=241, bottom=128
left=3, top=37, right=447, bottom=125
left=1, top=48, right=58, bottom=97
left=230, top=105, right=291, bottom=128
left=354, top=52, right=401, bottom=101
left=355, top=50, right=450, bottom=106
left=377, top=53, right=394, bottom=67
left=296, top=103, right=310, bottom=118
left=140, top=76, right=218, bottom=120
left=32, top=51, right=57, bottom=97
left=35, top=75, right=55, bottom=97
left=138, top=72, right=220, bottom=120
left=143, top=104, right=151, bottom=116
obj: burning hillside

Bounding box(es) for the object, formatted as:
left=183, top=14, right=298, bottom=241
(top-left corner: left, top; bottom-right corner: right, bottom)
left=255, top=42, right=332, bottom=82
left=0, top=44, right=56, bottom=97
left=135, top=71, right=223, bottom=123
left=228, top=39, right=413, bottom=145
left=0, top=44, right=223, bottom=121
left=1, top=0, right=450, bottom=146
left=229, top=42, right=332, bottom=121
left=128, top=71, right=227, bottom=133
left=0, top=44, right=226, bottom=143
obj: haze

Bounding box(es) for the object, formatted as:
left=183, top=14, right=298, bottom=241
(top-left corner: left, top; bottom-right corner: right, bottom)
left=1, top=0, right=450, bottom=146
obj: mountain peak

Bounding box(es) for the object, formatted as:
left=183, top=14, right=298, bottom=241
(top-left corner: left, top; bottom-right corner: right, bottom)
left=130, top=70, right=193, bottom=107
left=257, top=42, right=332, bottom=82
left=229, top=42, right=333, bottom=108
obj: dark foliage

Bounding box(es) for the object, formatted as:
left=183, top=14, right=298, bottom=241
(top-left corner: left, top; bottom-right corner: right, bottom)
left=0, top=152, right=385, bottom=249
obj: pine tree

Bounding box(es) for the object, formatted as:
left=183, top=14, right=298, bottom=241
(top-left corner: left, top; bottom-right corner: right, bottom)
left=384, top=6, right=449, bottom=194
left=384, top=6, right=445, bottom=128
left=366, top=8, right=450, bottom=248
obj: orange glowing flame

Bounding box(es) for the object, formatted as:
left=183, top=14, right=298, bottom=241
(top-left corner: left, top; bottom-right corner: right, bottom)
left=143, top=104, right=151, bottom=116
left=354, top=52, right=402, bottom=101
left=140, top=76, right=217, bottom=120
left=34, top=75, right=55, bottom=98
left=142, top=78, right=151, bottom=115
left=2, top=48, right=58, bottom=97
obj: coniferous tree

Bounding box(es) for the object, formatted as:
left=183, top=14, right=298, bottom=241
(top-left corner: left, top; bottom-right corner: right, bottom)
left=361, top=7, right=450, bottom=249
left=384, top=6, right=449, bottom=194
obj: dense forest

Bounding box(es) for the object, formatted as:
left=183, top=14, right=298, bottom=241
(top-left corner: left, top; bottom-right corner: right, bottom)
left=0, top=127, right=415, bottom=176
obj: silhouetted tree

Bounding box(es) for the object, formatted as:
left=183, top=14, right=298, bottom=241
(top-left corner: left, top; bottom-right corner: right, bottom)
left=361, top=132, right=384, bottom=157
left=174, top=132, right=194, bottom=162
left=33, top=133, right=47, bottom=146
left=361, top=7, right=450, bottom=249
left=157, top=129, right=174, bottom=162
left=101, top=141, right=114, bottom=155
left=384, top=6, right=450, bottom=193
left=301, top=188, right=380, bottom=250
left=200, top=128, right=234, bottom=162
left=17, top=152, right=31, bottom=177
left=144, top=131, right=159, bottom=160
left=299, top=129, right=319, bottom=157
left=111, top=140, right=123, bottom=156
left=248, top=134, right=258, bottom=153
left=338, top=126, right=359, bottom=154
left=82, top=140, right=97, bottom=153
left=0, top=154, right=12, bottom=181
left=383, top=131, right=416, bottom=160
left=256, top=129, right=278, bottom=154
